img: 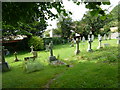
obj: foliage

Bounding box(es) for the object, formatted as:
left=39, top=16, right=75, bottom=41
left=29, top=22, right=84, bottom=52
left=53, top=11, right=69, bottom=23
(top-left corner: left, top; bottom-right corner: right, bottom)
left=28, top=36, right=44, bottom=50
left=57, top=16, right=74, bottom=38
left=2, top=1, right=110, bottom=37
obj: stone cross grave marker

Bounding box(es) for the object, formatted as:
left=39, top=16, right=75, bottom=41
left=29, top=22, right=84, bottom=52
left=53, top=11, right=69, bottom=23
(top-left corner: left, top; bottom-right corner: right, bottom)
left=30, top=45, right=34, bottom=53
left=97, top=35, right=103, bottom=49
left=75, top=38, right=80, bottom=55
left=2, top=46, right=10, bottom=72
left=14, top=51, right=19, bottom=62
left=48, top=42, right=57, bottom=62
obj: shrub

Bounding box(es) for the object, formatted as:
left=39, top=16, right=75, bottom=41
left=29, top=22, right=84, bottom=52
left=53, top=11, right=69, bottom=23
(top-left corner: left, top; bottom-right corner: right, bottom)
left=28, top=36, right=44, bottom=50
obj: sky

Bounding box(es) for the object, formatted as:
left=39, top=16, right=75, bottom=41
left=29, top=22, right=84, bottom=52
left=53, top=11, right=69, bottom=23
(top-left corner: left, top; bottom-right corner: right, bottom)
left=46, top=0, right=119, bottom=30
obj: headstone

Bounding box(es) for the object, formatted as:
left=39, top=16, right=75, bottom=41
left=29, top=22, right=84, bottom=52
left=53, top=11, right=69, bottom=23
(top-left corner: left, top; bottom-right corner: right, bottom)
left=82, top=36, right=85, bottom=42
left=87, top=32, right=93, bottom=52
left=104, top=34, right=107, bottom=40
left=103, top=43, right=110, bottom=47
left=2, top=46, right=10, bottom=72
left=117, top=32, right=120, bottom=44
left=45, top=45, right=49, bottom=52
left=32, top=51, right=38, bottom=58
left=91, top=34, right=94, bottom=41
left=48, top=42, right=57, bottom=62
left=70, top=39, right=74, bottom=47
left=14, top=52, right=20, bottom=62
left=75, top=38, right=80, bottom=55
left=97, top=35, right=103, bottom=49
left=30, top=46, right=34, bottom=53
left=107, top=33, right=111, bottom=40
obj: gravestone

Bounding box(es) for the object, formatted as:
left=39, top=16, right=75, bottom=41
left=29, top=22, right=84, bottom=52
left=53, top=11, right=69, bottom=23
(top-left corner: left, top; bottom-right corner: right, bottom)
left=97, top=35, right=103, bottom=49
left=117, top=32, right=120, bottom=44
left=14, top=52, right=20, bottom=62
left=75, top=38, right=80, bottom=55
left=32, top=51, right=38, bottom=58
left=2, top=46, right=10, bottom=72
left=45, top=45, right=49, bottom=52
left=103, top=43, right=110, bottom=47
left=104, top=34, right=107, bottom=40
left=30, top=46, right=34, bottom=53
left=70, top=39, right=74, bottom=47
left=108, top=33, right=111, bottom=40
left=87, top=31, right=93, bottom=52
left=91, top=34, right=94, bottom=41
left=82, top=36, right=85, bottom=42
left=48, top=42, right=57, bottom=62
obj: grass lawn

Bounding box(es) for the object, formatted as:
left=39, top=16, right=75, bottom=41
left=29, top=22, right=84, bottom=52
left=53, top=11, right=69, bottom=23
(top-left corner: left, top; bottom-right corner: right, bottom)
left=3, top=39, right=118, bottom=88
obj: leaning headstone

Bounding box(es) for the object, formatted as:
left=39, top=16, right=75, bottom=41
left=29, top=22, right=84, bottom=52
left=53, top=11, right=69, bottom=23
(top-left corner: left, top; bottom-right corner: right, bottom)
left=2, top=46, right=10, bottom=72
left=14, top=52, right=20, bottom=62
left=82, top=36, right=85, bottom=42
left=75, top=38, right=80, bottom=55
left=48, top=42, right=57, bottom=62
left=30, top=46, right=34, bottom=53
left=97, top=35, right=103, bottom=49
left=104, top=34, right=107, bottom=40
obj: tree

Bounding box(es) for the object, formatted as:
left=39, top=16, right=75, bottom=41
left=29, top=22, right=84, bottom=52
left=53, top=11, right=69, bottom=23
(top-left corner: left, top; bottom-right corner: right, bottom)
left=57, top=16, right=74, bottom=38
left=2, top=1, right=111, bottom=37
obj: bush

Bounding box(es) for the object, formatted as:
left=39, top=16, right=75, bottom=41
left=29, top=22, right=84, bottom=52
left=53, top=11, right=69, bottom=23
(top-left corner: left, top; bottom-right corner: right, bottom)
left=28, top=36, right=44, bottom=50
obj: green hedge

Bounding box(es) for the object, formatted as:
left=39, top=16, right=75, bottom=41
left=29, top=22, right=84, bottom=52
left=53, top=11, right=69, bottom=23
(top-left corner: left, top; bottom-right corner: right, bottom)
left=43, top=37, right=68, bottom=45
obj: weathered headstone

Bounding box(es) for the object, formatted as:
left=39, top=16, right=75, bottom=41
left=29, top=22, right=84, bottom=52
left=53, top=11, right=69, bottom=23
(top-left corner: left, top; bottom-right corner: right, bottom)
left=75, top=38, right=80, bottom=55
left=48, top=42, right=57, bottom=62
left=104, top=34, right=107, bottom=40
left=14, top=52, right=20, bottom=62
left=30, top=46, right=34, bottom=53
left=97, top=35, right=103, bottom=49
left=82, top=36, right=85, bottom=42
left=2, top=46, right=10, bottom=72
left=92, top=34, right=94, bottom=41
left=87, top=31, right=93, bottom=52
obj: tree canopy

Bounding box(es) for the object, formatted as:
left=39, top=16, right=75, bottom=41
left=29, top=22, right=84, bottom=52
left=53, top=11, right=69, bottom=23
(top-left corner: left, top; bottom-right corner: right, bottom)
left=2, top=1, right=111, bottom=38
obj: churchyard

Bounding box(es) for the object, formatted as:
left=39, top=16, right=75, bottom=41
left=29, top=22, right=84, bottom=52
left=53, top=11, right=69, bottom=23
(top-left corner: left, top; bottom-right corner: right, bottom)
left=2, top=39, right=118, bottom=88
left=1, top=1, right=119, bottom=89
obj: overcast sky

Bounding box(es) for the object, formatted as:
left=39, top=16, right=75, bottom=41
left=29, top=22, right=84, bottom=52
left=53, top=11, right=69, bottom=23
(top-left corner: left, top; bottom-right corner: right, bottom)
left=46, top=0, right=119, bottom=30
